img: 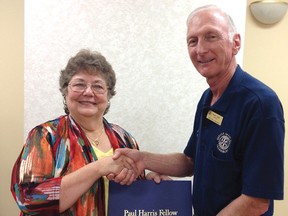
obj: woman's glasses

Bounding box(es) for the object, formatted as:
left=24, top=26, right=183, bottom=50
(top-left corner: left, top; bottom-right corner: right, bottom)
left=69, top=82, right=107, bottom=94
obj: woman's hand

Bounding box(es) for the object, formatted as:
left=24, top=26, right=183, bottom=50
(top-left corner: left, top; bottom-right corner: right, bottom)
left=107, top=148, right=145, bottom=184
left=104, top=154, right=138, bottom=185
left=112, top=148, right=145, bottom=175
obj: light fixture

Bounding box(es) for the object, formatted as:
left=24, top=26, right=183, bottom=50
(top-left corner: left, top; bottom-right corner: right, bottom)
left=249, top=0, right=288, bottom=24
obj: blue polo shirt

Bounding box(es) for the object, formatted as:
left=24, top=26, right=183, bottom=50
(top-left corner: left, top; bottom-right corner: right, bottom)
left=184, top=65, right=284, bottom=216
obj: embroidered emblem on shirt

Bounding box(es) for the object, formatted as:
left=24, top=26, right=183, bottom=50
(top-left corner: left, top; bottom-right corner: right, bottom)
left=217, top=132, right=231, bottom=153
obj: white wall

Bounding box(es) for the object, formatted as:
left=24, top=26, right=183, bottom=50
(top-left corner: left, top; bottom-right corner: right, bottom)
left=25, top=0, right=246, bottom=156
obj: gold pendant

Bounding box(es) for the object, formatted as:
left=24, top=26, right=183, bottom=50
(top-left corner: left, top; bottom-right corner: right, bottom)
left=92, top=140, right=99, bottom=146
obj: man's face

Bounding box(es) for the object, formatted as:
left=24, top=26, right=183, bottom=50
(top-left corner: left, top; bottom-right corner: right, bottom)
left=186, top=9, right=239, bottom=80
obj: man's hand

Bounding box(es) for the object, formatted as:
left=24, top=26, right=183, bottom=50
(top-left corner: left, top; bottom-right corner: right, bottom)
left=113, top=148, right=146, bottom=175
left=107, top=148, right=146, bottom=184
left=146, top=171, right=172, bottom=183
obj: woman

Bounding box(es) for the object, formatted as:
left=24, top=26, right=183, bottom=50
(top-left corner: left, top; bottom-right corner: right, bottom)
left=11, top=49, right=145, bottom=215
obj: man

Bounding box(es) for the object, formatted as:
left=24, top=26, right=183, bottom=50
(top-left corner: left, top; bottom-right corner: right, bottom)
left=110, top=5, right=284, bottom=216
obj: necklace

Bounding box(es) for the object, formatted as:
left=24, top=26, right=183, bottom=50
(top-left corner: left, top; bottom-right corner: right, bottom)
left=86, top=127, right=105, bottom=146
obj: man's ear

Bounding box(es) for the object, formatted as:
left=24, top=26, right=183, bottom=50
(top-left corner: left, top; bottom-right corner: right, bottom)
left=232, top=33, right=241, bottom=55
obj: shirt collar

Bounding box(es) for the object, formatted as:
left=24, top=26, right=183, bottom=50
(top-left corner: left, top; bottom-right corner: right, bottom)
left=202, top=65, right=244, bottom=112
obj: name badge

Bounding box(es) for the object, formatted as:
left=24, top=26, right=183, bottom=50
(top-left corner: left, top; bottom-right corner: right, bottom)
left=206, top=110, right=223, bottom=126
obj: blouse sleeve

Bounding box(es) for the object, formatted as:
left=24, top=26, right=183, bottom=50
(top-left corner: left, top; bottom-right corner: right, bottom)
left=10, top=125, right=62, bottom=215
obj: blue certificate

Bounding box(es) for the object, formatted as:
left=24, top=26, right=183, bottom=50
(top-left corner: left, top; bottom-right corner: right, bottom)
left=108, top=180, right=192, bottom=216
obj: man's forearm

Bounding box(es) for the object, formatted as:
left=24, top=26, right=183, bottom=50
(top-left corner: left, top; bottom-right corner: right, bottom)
left=143, top=152, right=194, bottom=177
left=217, top=194, right=269, bottom=216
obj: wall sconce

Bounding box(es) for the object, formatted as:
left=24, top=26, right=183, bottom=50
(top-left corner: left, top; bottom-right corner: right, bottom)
left=249, top=0, right=288, bottom=24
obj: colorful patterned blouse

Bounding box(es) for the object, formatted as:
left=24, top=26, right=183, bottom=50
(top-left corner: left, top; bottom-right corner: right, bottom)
left=11, top=115, right=144, bottom=216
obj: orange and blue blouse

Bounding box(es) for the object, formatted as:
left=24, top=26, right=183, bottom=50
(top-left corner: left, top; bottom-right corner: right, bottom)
left=11, top=115, right=144, bottom=216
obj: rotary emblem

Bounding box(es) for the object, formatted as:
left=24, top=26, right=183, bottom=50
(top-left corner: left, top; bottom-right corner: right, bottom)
left=217, top=132, right=231, bottom=153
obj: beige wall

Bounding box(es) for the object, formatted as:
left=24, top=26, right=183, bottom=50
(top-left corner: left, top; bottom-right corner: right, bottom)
left=244, top=0, right=288, bottom=215
left=0, top=0, right=286, bottom=215
left=0, top=0, right=24, bottom=214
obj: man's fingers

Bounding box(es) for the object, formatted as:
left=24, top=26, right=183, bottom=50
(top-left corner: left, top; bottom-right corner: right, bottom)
left=122, top=156, right=138, bottom=174
left=113, top=148, right=133, bottom=160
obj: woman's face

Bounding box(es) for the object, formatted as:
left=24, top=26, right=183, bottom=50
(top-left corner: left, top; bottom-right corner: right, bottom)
left=66, top=71, right=109, bottom=119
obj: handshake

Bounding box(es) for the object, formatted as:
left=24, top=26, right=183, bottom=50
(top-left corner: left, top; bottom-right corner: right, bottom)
left=106, top=148, right=171, bottom=185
